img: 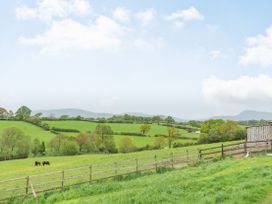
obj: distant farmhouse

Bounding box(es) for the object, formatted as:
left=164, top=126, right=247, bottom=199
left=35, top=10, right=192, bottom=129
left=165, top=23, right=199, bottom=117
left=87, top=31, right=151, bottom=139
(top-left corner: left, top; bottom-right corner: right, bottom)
left=247, top=122, right=272, bottom=142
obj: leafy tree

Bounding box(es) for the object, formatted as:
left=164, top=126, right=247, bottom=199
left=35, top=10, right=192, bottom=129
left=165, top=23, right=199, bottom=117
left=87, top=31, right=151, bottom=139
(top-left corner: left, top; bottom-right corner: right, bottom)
left=48, top=134, right=66, bottom=154
left=15, top=106, right=32, bottom=119
left=60, top=115, right=69, bottom=119
left=60, top=140, right=79, bottom=155
left=200, top=119, right=224, bottom=134
left=152, top=116, right=162, bottom=124
left=32, top=139, right=46, bottom=156
left=95, top=125, right=117, bottom=153
left=140, top=124, right=151, bottom=135
left=165, top=116, right=175, bottom=124
left=119, top=137, right=137, bottom=153
left=0, top=107, right=8, bottom=119
left=154, top=136, right=166, bottom=149
left=75, top=133, right=90, bottom=152
left=167, top=127, right=178, bottom=148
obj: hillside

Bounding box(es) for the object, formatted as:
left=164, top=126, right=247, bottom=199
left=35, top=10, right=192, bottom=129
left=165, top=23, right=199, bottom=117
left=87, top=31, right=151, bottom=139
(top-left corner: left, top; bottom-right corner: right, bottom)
left=0, top=121, right=55, bottom=143
left=213, top=110, right=272, bottom=121
left=13, top=156, right=272, bottom=204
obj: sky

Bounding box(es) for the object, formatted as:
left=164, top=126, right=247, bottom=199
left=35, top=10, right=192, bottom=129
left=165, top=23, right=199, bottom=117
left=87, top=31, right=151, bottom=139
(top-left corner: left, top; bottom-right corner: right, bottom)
left=1, top=0, right=272, bottom=119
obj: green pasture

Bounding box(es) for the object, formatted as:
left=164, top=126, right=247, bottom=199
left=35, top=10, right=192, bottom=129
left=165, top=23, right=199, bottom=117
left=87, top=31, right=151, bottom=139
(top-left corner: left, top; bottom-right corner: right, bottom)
left=16, top=155, right=272, bottom=204
left=0, top=121, right=55, bottom=143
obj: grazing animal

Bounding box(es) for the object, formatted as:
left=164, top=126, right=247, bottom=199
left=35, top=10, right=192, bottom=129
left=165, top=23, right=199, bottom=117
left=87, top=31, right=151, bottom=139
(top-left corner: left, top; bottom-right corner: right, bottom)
left=42, top=161, right=50, bottom=166
left=35, top=161, right=41, bottom=166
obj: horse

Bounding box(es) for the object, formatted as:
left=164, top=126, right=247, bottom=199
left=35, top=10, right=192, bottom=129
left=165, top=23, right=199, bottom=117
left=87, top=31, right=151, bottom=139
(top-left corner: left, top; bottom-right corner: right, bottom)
left=34, top=161, right=41, bottom=166
left=42, top=161, right=50, bottom=166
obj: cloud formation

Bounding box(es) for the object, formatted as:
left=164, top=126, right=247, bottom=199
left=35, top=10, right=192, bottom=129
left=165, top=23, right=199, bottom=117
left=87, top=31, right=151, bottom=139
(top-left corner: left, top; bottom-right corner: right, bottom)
left=19, top=16, right=124, bottom=54
left=135, top=9, right=156, bottom=26
left=240, top=26, right=272, bottom=68
left=16, top=0, right=91, bottom=22
left=113, top=7, right=130, bottom=23
left=165, top=6, right=204, bottom=27
left=202, top=75, right=272, bottom=106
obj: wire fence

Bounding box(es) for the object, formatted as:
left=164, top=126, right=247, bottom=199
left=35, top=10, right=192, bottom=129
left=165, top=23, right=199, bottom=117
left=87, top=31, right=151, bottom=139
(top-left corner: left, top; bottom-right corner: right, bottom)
left=0, top=140, right=270, bottom=202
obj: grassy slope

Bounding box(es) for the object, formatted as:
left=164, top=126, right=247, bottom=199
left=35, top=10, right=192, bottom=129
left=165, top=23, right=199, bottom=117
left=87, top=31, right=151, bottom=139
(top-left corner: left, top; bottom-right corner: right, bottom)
left=44, top=120, right=199, bottom=138
left=0, top=121, right=55, bottom=143
left=0, top=141, right=241, bottom=180
left=18, top=156, right=272, bottom=204
left=44, top=121, right=199, bottom=147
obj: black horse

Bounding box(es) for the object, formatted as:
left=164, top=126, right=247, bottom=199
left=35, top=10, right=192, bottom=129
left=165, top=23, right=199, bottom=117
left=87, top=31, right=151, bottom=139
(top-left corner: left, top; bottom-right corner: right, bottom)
left=42, top=161, right=50, bottom=166
left=34, top=161, right=41, bottom=166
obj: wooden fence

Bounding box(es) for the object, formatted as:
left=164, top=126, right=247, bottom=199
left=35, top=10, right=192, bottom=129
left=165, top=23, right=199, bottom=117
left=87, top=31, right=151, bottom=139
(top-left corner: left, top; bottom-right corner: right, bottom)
left=0, top=140, right=271, bottom=202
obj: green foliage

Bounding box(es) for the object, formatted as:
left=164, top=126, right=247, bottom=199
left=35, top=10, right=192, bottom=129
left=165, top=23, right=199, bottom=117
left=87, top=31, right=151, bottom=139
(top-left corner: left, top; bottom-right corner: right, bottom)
left=31, top=138, right=46, bottom=156
left=153, top=136, right=166, bottom=149
left=139, top=124, right=151, bottom=135
left=119, top=137, right=138, bottom=153
left=199, top=119, right=246, bottom=143
left=15, top=106, right=32, bottom=119
left=60, top=140, right=79, bottom=155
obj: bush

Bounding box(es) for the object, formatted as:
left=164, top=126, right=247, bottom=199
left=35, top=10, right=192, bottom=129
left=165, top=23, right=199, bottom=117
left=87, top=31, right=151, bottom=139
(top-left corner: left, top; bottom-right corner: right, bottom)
left=60, top=140, right=79, bottom=155
left=119, top=138, right=138, bottom=153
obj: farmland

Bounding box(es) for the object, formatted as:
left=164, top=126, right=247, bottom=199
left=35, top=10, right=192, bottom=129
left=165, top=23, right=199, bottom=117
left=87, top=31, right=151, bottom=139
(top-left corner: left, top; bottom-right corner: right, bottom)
left=0, top=121, right=55, bottom=143
left=0, top=140, right=242, bottom=181
left=11, top=155, right=272, bottom=204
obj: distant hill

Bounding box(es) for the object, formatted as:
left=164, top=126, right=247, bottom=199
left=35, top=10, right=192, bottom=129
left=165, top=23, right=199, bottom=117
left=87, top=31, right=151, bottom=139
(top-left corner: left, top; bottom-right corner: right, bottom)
left=32, top=108, right=185, bottom=121
left=213, top=110, right=272, bottom=121
left=32, top=109, right=113, bottom=118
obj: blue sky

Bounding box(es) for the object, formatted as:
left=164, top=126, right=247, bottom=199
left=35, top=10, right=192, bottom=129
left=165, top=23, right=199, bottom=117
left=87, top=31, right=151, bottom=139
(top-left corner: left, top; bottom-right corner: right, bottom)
left=1, top=0, right=272, bottom=119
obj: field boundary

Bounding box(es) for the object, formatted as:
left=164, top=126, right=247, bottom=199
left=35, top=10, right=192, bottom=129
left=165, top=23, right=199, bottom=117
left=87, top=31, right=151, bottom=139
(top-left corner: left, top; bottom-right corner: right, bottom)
left=0, top=140, right=271, bottom=202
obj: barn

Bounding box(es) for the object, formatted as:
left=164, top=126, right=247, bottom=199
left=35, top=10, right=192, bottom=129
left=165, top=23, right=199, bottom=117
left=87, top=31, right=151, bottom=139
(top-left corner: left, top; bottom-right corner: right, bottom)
left=247, top=123, right=272, bottom=142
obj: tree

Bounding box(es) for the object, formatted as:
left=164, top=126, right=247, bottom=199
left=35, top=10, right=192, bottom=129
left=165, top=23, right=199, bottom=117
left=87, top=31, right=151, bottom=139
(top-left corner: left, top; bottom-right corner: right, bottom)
left=165, top=116, right=175, bottom=124
left=0, top=107, right=8, bottom=119
left=75, top=133, right=90, bottom=152
left=48, top=134, right=66, bottom=154
left=119, top=138, right=137, bottom=153
left=167, top=127, right=178, bottom=148
left=32, top=139, right=46, bottom=156
left=60, top=140, right=79, bottom=155
left=95, top=125, right=117, bottom=153
left=200, top=119, right=224, bottom=134
left=140, top=124, right=151, bottom=135
left=0, top=128, right=30, bottom=160
left=60, top=115, right=69, bottom=120
left=15, top=106, right=32, bottom=119
left=154, top=137, right=166, bottom=149
left=152, top=116, right=162, bottom=124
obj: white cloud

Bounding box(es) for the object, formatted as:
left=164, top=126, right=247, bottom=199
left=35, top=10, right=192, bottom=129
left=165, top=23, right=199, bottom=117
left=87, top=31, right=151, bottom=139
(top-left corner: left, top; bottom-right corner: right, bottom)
left=165, top=6, right=204, bottom=27
left=202, top=75, right=272, bottom=105
left=133, top=38, right=165, bottom=50
left=18, top=16, right=124, bottom=54
left=135, top=9, right=155, bottom=26
left=113, top=7, right=130, bottom=23
left=16, top=0, right=91, bottom=22
left=209, top=50, right=222, bottom=60
left=240, top=26, right=272, bottom=68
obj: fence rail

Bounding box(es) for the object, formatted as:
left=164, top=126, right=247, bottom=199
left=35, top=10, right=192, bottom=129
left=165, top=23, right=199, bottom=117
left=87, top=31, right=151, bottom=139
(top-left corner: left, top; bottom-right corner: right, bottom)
left=0, top=140, right=271, bottom=202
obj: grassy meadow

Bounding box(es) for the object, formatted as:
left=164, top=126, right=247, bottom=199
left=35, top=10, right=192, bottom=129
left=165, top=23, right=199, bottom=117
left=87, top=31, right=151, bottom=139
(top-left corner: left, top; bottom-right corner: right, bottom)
left=0, top=140, right=242, bottom=181
left=0, top=121, right=55, bottom=143
left=12, top=155, right=272, bottom=204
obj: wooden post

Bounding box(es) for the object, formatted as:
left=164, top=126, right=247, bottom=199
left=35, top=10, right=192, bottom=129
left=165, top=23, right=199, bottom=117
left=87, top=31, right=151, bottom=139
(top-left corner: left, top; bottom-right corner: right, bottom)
left=89, top=166, right=92, bottom=184
left=25, top=176, right=29, bottom=195
left=171, top=152, right=174, bottom=169
left=266, top=141, right=268, bottom=154
left=114, top=162, right=118, bottom=176
left=244, top=142, right=247, bottom=153
left=221, top=144, right=224, bottom=158
left=135, top=159, right=139, bottom=173
left=154, top=155, right=158, bottom=172
left=61, top=170, right=65, bottom=190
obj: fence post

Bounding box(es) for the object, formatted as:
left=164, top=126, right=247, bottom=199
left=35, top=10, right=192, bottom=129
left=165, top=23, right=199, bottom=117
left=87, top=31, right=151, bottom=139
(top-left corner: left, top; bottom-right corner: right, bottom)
left=221, top=144, right=224, bottom=158
left=244, top=142, right=247, bottom=153
left=266, top=141, right=268, bottom=154
left=171, top=152, right=174, bottom=169
left=135, top=159, right=139, bottom=173
left=61, top=170, right=65, bottom=190
left=25, top=176, right=29, bottom=195
left=89, top=166, right=92, bottom=184
left=154, top=155, right=158, bottom=172
left=114, top=162, right=118, bottom=176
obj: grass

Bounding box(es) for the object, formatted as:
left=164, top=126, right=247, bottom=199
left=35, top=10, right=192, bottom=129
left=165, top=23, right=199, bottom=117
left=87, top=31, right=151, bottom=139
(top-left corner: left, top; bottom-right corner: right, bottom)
left=0, top=140, right=242, bottom=181
left=13, top=155, right=272, bottom=204
left=0, top=121, right=55, bottom=143
left=43, top=120, right=199, bottom=139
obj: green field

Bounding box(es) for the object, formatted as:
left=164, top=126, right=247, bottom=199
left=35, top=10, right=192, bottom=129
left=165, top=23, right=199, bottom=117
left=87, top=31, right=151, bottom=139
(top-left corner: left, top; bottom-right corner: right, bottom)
left=0, top=121, right=55, bottom=143
left=0, top=140, right=242, bottom=181
left=13, top=155, right=272, bottom=204
left=44, top=120, right=199, bottom=138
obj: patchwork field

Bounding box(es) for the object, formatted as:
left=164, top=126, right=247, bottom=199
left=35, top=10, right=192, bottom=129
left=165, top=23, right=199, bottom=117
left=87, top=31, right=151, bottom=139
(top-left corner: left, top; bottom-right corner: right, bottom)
left=0, top=140, right=242, bottom=181
left=0, top=121, right=55, bottom=143
left=10, top=155, right=272, bottom=204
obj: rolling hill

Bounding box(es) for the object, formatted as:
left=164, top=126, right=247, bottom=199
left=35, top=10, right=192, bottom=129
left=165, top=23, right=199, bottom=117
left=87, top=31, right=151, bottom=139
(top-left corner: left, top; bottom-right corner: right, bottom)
left=213, top=110, right=272, bottom=121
